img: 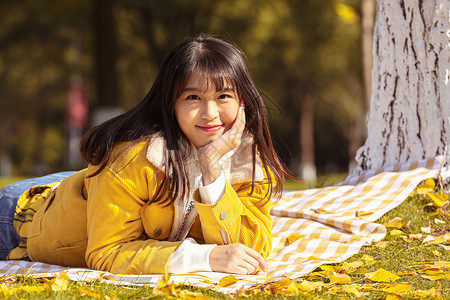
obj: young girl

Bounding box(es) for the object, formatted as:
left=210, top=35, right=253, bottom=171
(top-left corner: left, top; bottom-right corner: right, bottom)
left=0, top=34, right=291, bottom=275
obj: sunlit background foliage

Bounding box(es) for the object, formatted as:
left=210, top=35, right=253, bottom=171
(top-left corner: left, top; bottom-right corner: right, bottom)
left=0, top=0, right=366, bottom=177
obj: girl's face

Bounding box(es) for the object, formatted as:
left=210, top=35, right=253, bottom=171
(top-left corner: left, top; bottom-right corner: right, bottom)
left=175, top=71, right=240, bottom=148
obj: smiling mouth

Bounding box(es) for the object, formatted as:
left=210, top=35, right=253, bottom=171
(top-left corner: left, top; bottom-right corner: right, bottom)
left=196, top=125, right=224, bottom=132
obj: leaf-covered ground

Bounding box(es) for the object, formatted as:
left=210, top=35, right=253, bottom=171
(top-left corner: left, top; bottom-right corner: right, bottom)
left=0, top=178, right=449, bottom=299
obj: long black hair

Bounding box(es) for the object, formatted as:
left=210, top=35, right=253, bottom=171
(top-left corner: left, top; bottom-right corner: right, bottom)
left=80, top=33, right=292, bottom=204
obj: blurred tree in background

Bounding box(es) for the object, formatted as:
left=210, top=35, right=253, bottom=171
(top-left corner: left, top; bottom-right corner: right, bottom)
left=0, top=0, right=370, bottom=178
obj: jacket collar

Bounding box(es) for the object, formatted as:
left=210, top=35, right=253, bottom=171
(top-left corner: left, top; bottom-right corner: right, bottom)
left=145, top=132, right=264, bottom=185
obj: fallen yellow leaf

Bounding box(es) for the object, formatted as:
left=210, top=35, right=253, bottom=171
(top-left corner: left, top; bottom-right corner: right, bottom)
left=424, top=233, right=450, bottom=245
left=286, top=233, right=305, bottom=245
left=416, top=178, right=435, bottom=192
left=48, top=272, right=70, bottom=292
left=361, top=254, right=374, bottom=262
left=217, top=275, right=238, bottom=287
left=389, top=229, right=405, bottom=236
left=340, top=285, right=361, bottom=297
left=78, top=287, right=102, bottom=298
left=297, top=280, right=316, bottom=292
left=434, top=218, right=446, bottom=224
left=421, top=273, right=450, bottom=280
left=385, top=217, right=405, bottom=229
left=385, top=294, right=402, bottom=300
left=421, top=226, right=432, bottom=234
left=415, top=287, right=437, bottom=297
left=408, top=234, right=423, bottom=240
left=355, top=210, right=374, bottom=217
left=426, top=192, right=448, bottom=207
left=365, top=268, right=400, bottom=282
left=381, top=282, right=411, bottom=295
left=432, top=261, right=450, bottom=268
left=328, top=273, right=351, bottom=284
left=441, top=244, right=450, bottom=251
left=375, top=241, right=390, bottom=249
left=21, top=286, right=46, bottom=293
left=343, top=260, right=364, bottom=271
left=310, top=208, right=332, bottom=214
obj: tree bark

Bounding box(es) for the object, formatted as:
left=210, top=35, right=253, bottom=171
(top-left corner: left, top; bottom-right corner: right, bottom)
left=352, top=0, right=449, bottom=178
left=361, top=0, right=376, bottom=107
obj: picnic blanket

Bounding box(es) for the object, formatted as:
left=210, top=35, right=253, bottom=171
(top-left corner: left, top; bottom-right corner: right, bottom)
left=0, top=155, right=444, bottom=291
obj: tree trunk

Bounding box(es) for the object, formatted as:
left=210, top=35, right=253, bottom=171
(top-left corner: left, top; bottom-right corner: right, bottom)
left=361, top=0, right=376, bottom=108
left=93, top=0, right=119, bottom=108
left=299, top=91, right=317, bottom=183
left=352, top=0, right=449, bottom=179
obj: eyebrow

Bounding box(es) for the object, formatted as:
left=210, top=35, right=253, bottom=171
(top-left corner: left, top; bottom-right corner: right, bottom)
left=182, top=87, right=235, bottom=93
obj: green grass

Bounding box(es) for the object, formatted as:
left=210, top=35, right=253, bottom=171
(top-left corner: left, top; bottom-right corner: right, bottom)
left=1, top=177, right=449, bottom=299
left=283, top=173, right=348, bottom=191
left=0, top=177, right=28, bottom=190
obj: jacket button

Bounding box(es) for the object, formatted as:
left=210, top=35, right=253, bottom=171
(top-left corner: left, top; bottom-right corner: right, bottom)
left=154, top=228, right=162, bottom=237
left=220, top=211, right=227, bottom=220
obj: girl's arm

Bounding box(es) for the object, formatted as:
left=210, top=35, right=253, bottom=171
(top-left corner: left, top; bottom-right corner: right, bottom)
left=85, top=164, right=184, bottom=274
left=194, top=176, right=273, bottom=275
left=196, top=104, right=272, bottom=275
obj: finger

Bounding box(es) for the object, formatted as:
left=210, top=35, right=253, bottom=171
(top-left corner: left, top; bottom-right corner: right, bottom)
left=227, top=106, right=246, bottom=141
left=243, top=247, right=267, bottom=273
left=240, top=254, right=261, bottom=275
left=236, top=259, right=259, bottom=275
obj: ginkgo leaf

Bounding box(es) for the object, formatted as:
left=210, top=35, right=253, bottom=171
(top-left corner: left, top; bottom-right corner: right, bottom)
left=340, top=286, right=362, bottom=297
left=365, top=268, right=400, bottom=282
left=414, top=287, right=437, bottom=297
left=385, top=217, right=405, bottom=229
left=416, top=178, right=435, bottom=192
left=421, top=226, right=432, bottom=233
left=297, top=280, right=316, bottom=292
left=389, top=229, right=404, bottom=236
left=78, top=287, right=102, bottom=298
left=385, top=294, right=402, bottom=300
left=328, top=273, right=351, bottom=284
left=355, top=210, right=374, bottom=217
left=426, top=192, right=448, bottom=207
left=375, top=241, right=390, bottom=249
left=361, top=254, right=374, bottom=262
left=217, top=275, right=238, bottom=287
left=310, top=208, right=332, bottom=214
left=434, top=218, right=446, bottom=224
left=48, top=272, right=70, bottom=292
left=432, top=261, right=450, bottom=268
left=440, top=244, right=450, bottom=251
left=408, top=234, right=423, bottom=240
left=343, top=260, right=364, bottom=271
left=421, top=273, right=450, bottom=280
left=21, top=286, right=46, bottom=293
left=381, top=282, right=411, bottom=295
left=286, top=233, right=305, bottom=245
left=424, top=233, right=450, bottom=245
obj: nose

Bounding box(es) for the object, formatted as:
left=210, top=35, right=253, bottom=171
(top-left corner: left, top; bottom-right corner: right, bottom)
left=201, top=100, right=219, bottom=120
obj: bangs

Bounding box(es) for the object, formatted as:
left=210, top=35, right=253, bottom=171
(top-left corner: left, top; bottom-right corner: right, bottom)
left=175, top=58, right=239, bottom=99
left=195, top=63, right=237, bottom=92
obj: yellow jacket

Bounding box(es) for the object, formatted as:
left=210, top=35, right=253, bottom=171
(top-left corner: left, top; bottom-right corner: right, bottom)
left=14, top=135, right=273, bottom=274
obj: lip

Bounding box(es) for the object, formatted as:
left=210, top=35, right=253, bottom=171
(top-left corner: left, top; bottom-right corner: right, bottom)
left=196, top=124, right=224, bottom=132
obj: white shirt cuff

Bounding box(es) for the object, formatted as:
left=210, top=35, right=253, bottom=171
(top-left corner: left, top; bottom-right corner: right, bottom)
left=166, top=238, right=216, bottom=273
left=198, top=172, right=226, bottom=204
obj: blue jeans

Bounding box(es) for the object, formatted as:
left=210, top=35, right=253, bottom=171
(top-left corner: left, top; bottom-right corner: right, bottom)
left=0, top=172, right=75, bottom=260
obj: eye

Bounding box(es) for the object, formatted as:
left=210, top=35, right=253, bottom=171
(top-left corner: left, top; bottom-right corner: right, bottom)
left=218, top=94, right=233, bottom=100
left=186, top=95, right=200, bottom=100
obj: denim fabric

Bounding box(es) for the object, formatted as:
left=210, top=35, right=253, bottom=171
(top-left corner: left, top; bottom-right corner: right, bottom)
left=0, top=171, right=76, bottom=260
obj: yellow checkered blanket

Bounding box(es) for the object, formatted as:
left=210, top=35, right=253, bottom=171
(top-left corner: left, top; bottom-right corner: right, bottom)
left=0, top=156, right=443, bottom=290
